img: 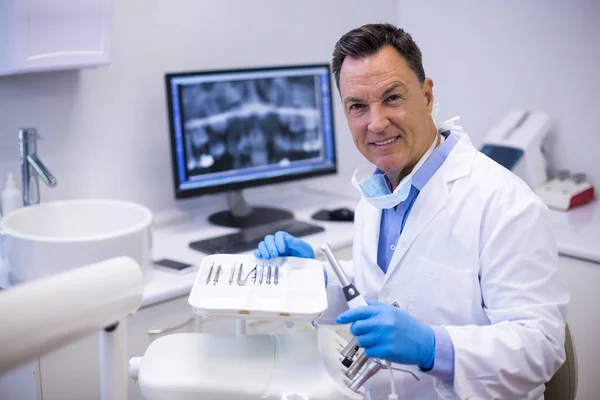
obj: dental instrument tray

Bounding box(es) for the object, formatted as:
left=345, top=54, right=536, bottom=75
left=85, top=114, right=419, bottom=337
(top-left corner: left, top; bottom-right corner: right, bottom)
left=188, top=254, right=328, bottom=320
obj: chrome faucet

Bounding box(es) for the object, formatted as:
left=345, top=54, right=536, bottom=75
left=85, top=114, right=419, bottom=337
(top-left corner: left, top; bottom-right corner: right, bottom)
left=18, top=128, right=57, bottom=206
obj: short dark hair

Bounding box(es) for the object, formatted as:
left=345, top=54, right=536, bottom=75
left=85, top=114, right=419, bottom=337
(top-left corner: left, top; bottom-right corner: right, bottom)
left=332, top=23, right=426, bottom=90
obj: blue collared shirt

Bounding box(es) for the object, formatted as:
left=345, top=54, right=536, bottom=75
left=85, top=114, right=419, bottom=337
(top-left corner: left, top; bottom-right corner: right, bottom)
left=377, top=131, right=457, bottom=381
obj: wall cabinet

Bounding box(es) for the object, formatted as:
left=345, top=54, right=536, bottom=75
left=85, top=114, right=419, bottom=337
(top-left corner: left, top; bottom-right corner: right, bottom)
left=0, top=0, right=112, bottom=76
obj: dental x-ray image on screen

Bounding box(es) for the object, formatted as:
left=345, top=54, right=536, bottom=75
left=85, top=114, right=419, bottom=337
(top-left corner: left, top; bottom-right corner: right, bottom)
left=181, top=76, right=322, bottom=176
left=166, top=65, right=337, bottom=198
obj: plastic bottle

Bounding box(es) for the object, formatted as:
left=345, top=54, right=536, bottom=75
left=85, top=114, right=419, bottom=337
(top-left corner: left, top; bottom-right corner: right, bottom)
left=1, top=173, right=22, bottom=216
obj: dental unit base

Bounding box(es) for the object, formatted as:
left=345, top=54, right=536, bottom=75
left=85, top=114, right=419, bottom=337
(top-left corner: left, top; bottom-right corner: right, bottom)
left=130, top=328, right=363, bottom=400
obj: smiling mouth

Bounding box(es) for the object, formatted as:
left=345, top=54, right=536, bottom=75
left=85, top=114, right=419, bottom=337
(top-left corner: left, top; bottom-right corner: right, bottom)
left=372, top=136, right=400, bottom=146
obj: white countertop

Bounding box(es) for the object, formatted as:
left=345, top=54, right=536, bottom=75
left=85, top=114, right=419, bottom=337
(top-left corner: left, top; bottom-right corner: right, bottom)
left=304, top=177, right=600, bottom=263
left=548, top=200, right=600, bottom=263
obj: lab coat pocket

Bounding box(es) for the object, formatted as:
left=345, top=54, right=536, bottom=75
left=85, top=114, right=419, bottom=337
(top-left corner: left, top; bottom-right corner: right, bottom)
left=406, top=257, right=476, bottom=326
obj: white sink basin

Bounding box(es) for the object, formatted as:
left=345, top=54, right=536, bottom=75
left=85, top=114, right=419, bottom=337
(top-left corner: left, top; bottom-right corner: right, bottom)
left=0, top=199, right=153, bottom=283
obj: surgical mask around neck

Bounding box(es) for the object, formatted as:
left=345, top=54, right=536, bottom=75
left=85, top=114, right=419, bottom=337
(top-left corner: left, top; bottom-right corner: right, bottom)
left=351, top=134, right=439, bottom=209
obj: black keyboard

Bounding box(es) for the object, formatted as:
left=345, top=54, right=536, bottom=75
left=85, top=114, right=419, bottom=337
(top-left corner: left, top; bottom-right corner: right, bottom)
left=189, top=219, right=325, bottom=254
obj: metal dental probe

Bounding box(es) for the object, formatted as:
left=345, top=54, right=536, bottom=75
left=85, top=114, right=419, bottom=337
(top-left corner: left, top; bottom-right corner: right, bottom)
left=237, top=263, right=244, bottom=285
left=205, top=263, right=214, bottom=285
left=229, top=264, right=236, bottom=285
left=266, top=263, right=272, bottom=285
left=274, top=264, right=279, bottom=285
left=258, top=264, right=264, bottom=286
left=213, top=264, right=221, bottom=285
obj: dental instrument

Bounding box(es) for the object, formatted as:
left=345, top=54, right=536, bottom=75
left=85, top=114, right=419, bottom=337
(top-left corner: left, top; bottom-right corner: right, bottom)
left=229, top=264, right=236, bottom=285
left=320, top=243, right=367, bottom=309
left=213, top=264, right=221, bottom=285
left=258, top=264, right=265, bottom=286
left=345, top=350, right=370, bottom=380
left=340, top=337, right=360, bottom=367
left=205, top=263, right=214, bottom=285
left=242, top=265, right=258, bottom=286
left=320, top=243, right=367, bottom=369
left=348, top=359, right=382, bottom=393
left=237, top=263, right=244, bottom=285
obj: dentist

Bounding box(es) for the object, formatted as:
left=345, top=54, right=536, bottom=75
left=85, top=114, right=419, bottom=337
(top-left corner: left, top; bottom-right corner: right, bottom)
left=255, top=23, right=569, bottom=400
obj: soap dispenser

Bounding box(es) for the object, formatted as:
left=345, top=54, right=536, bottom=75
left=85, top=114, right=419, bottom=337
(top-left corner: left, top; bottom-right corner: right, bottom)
left=1, top=173, right=22, bottom=216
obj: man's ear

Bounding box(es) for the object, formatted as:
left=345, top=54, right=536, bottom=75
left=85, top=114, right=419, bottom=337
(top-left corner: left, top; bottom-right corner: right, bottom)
left=423, top=78, right=434, bottom=113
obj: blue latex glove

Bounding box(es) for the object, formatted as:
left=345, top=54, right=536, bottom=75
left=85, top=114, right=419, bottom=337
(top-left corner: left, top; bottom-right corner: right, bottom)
left=254, top=231, right=315, bottom=259
left=336, top=299, right=435, bottom=369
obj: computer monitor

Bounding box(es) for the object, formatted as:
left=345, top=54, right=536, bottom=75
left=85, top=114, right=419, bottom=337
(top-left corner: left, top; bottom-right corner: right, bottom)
left=165, top=64, right=337, bottom=228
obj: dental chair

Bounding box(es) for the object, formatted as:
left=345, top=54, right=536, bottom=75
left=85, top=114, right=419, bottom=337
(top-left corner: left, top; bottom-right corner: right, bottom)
left=544, top=324, right=578, bottom=400
left=129, top=327, right=364, bottom=400
left=0, top=257, right=144, bottom=400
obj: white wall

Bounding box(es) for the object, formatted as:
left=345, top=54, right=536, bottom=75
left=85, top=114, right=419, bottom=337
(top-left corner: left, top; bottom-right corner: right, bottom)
left=398, top=0, right=600, bottom=185
left=0, top=0, right=398, bottom=213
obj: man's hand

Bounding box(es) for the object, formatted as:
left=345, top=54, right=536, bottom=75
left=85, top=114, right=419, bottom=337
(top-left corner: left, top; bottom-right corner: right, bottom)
left=336, top=299, right=435, bottom=368
left=254, top=231, right=315, bottom=259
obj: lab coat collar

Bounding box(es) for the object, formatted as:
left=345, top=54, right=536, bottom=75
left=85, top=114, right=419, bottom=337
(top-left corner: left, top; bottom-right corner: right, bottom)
left=382, top=134, right=476, bottom=284
left=361, top=201, right=386, bottom=286
left=439, top=132, right=475, bottom=183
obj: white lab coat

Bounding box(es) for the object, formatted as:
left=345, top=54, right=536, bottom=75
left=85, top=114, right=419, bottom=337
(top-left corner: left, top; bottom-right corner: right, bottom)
left=323, top=132, right=569, bottom=400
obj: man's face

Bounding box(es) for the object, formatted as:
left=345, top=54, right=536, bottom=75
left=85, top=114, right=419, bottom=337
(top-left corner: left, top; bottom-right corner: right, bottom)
left=339, top=45, right=435, bottom=181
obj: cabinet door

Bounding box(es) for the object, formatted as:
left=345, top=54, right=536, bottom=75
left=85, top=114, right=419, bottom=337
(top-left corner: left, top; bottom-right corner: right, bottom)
left=38, top=296, right=201, bottom=400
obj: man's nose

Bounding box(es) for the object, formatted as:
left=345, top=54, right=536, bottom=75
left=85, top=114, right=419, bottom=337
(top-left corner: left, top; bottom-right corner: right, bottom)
left=367, top=106, right=390, bottom=133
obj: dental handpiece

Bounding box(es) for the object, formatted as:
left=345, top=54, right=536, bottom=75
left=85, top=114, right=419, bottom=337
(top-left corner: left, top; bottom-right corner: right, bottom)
left=320, top=243, right=367, bottom=368
left=320, top=243, right=367, bottom=309
left=340, top=337, right=360, bottom=367
left=345, top=350, right=369, bottom=379
left=348, top=359, right=383, bottom=393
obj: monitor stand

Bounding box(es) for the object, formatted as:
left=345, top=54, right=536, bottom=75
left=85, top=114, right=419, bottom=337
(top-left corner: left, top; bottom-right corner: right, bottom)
left=208, top=190, right=294, bottom=229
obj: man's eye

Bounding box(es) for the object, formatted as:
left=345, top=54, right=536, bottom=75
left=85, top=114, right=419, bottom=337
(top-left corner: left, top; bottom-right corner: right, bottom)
left=386, top=94, right=402, bottom=102
left=349, top=104, right=365, bottom=112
